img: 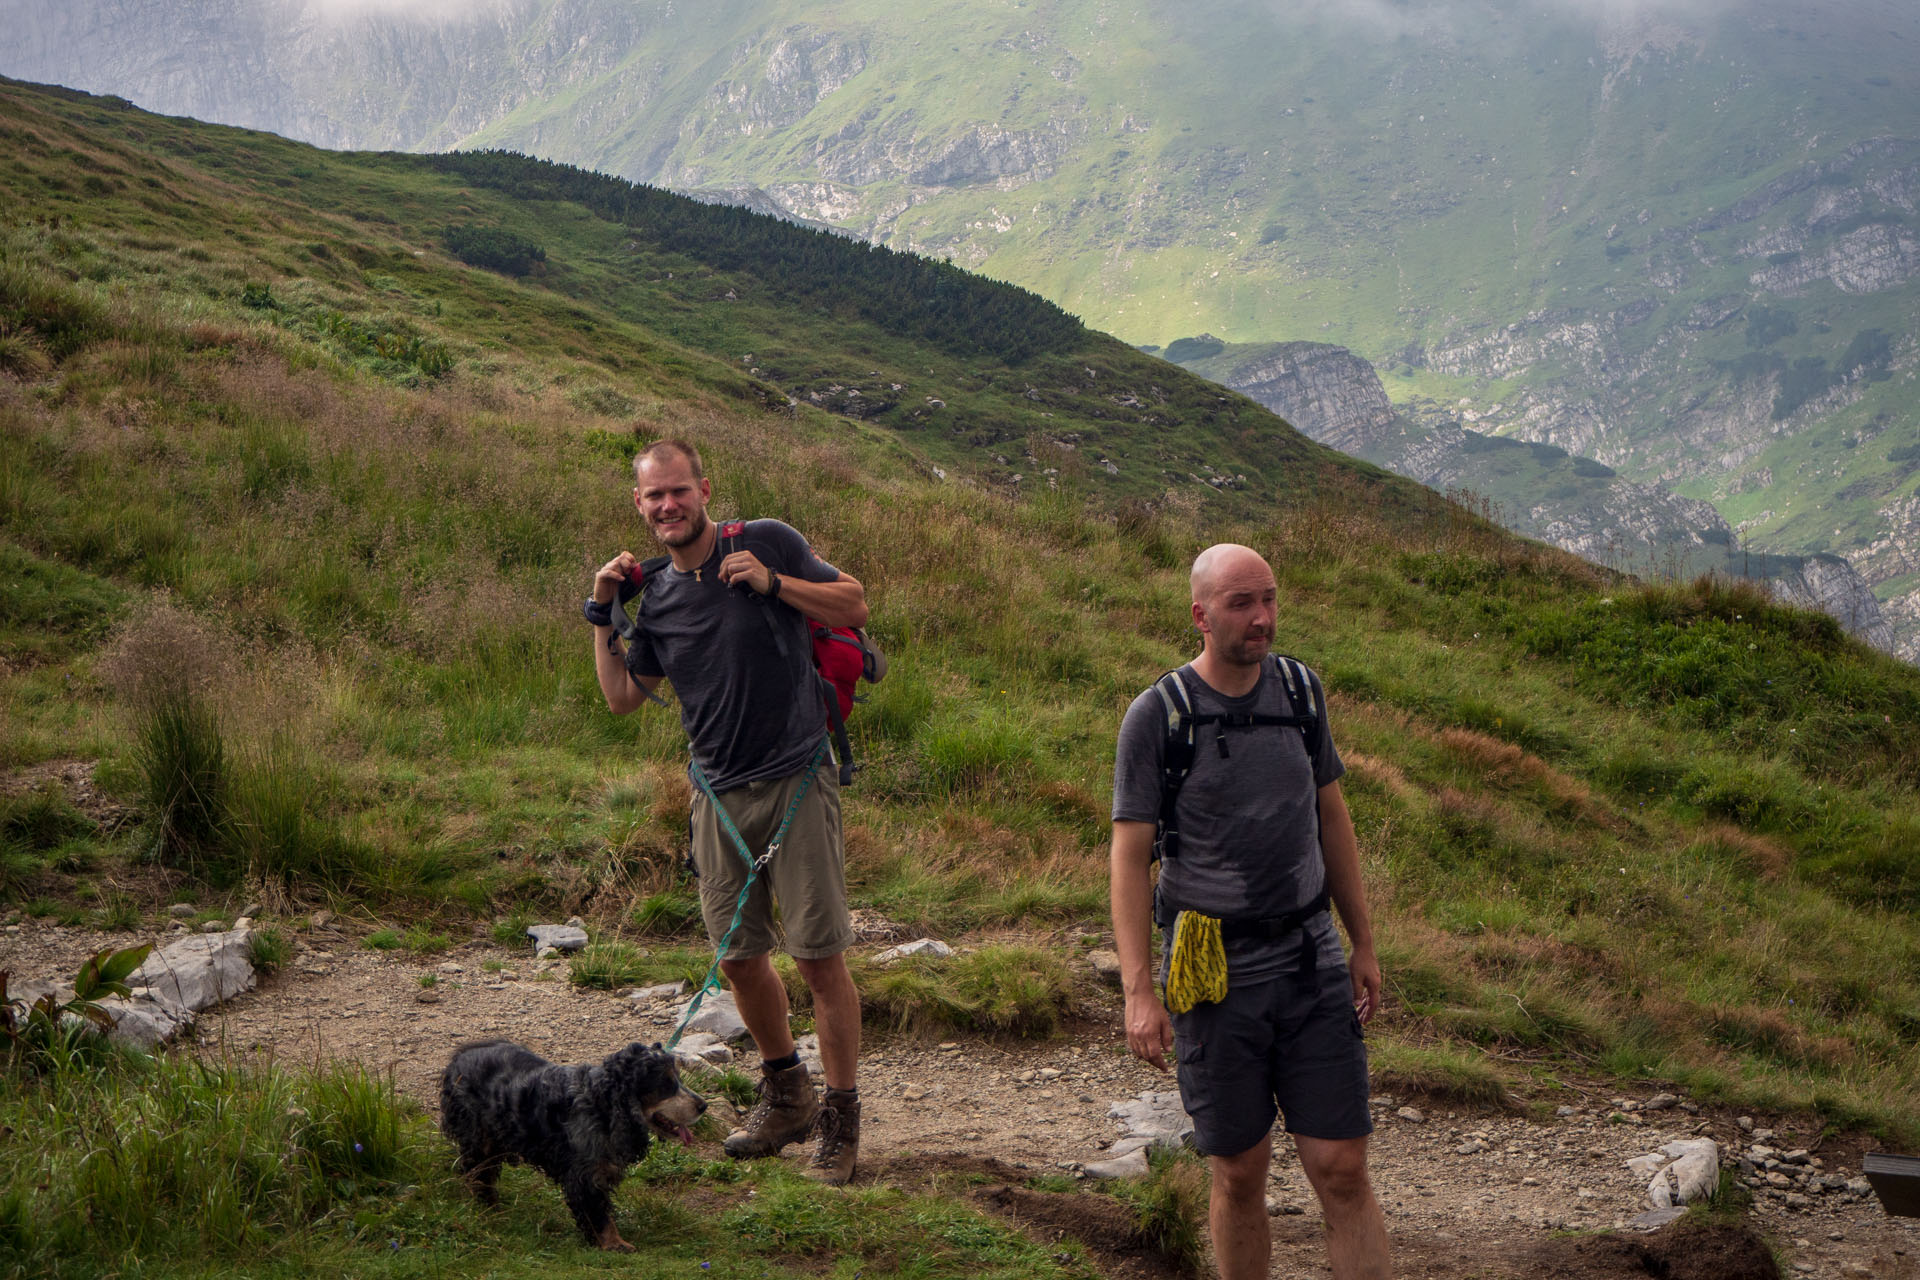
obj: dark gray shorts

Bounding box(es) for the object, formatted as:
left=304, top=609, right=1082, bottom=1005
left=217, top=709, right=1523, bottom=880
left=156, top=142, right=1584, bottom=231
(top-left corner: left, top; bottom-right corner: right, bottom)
left=1169, top=959, right=1373, bottom=1156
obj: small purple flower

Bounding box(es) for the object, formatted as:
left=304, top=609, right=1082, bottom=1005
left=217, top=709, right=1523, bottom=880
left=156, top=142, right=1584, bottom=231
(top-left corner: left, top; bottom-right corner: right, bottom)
left=354, top=1143, right=364, bottom=1153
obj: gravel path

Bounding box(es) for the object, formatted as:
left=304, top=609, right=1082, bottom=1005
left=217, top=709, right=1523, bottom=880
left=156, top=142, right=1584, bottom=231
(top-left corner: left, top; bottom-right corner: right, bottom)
left=8, top=916, right=1920, bottom=1278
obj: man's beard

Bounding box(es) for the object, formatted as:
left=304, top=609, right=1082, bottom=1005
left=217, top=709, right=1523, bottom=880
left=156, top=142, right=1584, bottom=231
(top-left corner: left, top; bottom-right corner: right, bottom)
left=654, top=507, right=710, bottom=548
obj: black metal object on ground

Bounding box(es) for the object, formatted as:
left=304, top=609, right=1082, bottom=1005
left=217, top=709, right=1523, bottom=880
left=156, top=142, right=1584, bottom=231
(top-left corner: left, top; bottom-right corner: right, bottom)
left=1864, top=1153, right=1920, bottom=1217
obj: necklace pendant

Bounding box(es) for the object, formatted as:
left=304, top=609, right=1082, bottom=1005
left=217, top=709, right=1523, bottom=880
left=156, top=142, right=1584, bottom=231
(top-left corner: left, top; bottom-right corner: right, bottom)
left=693, top=568, right=703, bottom=582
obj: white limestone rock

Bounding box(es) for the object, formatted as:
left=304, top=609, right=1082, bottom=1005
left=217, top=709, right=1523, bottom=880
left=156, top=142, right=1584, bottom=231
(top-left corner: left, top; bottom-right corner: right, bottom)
left=126, top=928, right=256, bottom=1012
left=526, top=923, right=589, bottom=953
left=1642, top=1138, right=1721, bottom=1209
left=874, top=938, right=954, bottom=964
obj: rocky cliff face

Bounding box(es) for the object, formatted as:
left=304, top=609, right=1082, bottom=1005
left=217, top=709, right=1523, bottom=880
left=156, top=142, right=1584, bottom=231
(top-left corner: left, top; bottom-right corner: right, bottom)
left=1189, top=340, right=1903, bottom=657
left=1769, top=557, right=1900, bottom=655
left=1194, top=342, right=1396, bottom=454
left=0, top=0, right=640, bottom=152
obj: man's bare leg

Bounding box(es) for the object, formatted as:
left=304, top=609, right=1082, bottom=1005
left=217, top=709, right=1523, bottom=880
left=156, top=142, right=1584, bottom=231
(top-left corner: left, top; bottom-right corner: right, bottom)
left=1209, top=1139, right=1273, bottom=1280
left=718, top=954, right=796, bottom=1061
left=1295, top=1133, right=1391, bottom=1279
left=793, top=952, right=860, bottom=1091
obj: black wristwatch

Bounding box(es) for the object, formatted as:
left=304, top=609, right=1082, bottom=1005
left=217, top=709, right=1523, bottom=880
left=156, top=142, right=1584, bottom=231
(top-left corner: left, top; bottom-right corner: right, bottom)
left=764, top=571, right=782, bottom=601
left=583, top=597, right=614, bottom=627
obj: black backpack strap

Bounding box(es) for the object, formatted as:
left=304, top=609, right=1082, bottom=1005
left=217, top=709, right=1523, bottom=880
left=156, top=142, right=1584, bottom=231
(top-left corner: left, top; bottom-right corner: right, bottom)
left=1272, top=654, right=1324, bottom=778
left=822, top=672, right=855, bottom=786
left=721, top=519, right=794, bottom=663
left=613, top=555, right=672, bottom=707
left=1151, top=669, right=1197, bottom=862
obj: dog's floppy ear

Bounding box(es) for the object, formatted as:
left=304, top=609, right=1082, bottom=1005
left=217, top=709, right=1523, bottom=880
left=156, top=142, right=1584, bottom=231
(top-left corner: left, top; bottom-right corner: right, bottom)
left=603, top=1042, right=667, bottom=1097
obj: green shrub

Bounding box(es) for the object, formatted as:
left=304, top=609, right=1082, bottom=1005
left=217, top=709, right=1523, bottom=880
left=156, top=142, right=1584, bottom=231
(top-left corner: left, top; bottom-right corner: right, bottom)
left=632, top=890, right=701, bottom=936
left=568, top=941, right=650, bottom=990
left=1370, top=1041, right=1514, bottom=1109
left=97, top=894, right=140, bottom=932
left=442, top=224, right=545, bottom=276
left=246, top=927, right=292, bottom=974
left=132, top=693, right=237, bottom=880
left=229, top=735, right=371, bottom=892
left=1111, top=1147, right=1208, bottom=1276
left=0, top=785, right=93, bottom=850
left=490, top=909, right=536, bottom=946
left=845, top=945, right=1073, bottom=1036
left=0, top=258, right=113, bottom=358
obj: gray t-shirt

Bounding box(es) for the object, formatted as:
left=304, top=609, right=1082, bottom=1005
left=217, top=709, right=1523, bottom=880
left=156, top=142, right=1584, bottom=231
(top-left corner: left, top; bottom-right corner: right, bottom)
left=627, top=519, right=844, bottom=793
left=1112, top=658, right=1347, bottom=985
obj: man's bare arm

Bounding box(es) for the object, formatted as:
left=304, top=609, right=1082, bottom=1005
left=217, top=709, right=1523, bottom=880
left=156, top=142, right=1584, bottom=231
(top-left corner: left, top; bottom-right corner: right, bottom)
left=1111, top=819, right=1172, bottom=1070
left=768, top=571, right=868, bottom=629
left=716, top=548, right=869, bottom=629
left=591, top=552, right=665, bottom=715
left=1318, top=779, right=1381, bottom=1022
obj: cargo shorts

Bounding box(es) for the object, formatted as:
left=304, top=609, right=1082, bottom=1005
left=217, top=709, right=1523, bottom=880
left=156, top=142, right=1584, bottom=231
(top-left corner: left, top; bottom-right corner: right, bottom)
left=690, top=765, right=852, bottom=960
left=1169, top=943, right=1373, bottom=1156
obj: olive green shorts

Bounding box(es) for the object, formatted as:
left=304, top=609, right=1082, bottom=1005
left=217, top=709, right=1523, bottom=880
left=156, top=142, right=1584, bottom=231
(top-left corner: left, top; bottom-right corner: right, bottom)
left=690, top=765, right=852, bottom=960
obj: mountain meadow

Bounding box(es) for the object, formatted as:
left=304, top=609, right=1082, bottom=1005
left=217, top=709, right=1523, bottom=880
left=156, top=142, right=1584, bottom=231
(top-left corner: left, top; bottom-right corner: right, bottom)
left=11, top=0, right=1919, bottom=657
left=3, top=77, right=1920, bottom=1278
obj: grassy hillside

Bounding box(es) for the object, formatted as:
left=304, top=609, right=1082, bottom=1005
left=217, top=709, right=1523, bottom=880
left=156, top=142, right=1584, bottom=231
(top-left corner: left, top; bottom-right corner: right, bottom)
left=10, top=0, right=1920, bottom=624
left=4, top=78, right=1920, bottom=1277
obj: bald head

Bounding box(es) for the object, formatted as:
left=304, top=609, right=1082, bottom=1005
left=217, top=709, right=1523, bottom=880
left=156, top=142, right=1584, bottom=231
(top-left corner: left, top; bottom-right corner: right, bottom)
left=1188, top=544, right=1278, bottom=674
left=1191, top=543, right=1273, bottom=605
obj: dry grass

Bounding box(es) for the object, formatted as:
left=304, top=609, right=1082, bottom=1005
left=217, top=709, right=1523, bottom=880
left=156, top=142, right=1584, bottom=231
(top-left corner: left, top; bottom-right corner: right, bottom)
left=1692, top=822, right=1792, bottom=880
left=1343, top=750, right=1422, bottom=806
left=1432, top=726, right=1616, bottom=827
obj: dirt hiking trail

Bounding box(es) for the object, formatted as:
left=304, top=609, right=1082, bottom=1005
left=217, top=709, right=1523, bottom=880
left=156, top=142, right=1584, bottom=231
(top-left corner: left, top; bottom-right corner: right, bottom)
left=8, top=917, right=1918, bottom=1280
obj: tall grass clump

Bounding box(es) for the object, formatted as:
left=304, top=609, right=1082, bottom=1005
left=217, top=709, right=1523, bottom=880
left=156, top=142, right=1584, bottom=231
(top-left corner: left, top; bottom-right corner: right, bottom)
left=1109, top=1147, right=1209, bottom=1276
left=132, top=691, right=237, bottom=879
left=0, top=1053, right=443, bottom=1277
left=229, top=733, right=373, bottom=892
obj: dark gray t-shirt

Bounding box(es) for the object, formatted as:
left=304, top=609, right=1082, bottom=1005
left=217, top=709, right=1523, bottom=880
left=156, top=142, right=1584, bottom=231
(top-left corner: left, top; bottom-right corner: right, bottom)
left=1112, top=658, right=1347, bottom=985
left=627, top=519, right=844, bottom=793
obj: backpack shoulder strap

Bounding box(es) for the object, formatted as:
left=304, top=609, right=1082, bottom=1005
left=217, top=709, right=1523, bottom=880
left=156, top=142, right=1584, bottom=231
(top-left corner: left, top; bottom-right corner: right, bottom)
left=1151, top=668, right=1197, bottom=862
left=1272, top=654, right=1325, bottom=778
left=609, top=555, right=673, bottom=707
left=719, top=518, right=794, bottom=661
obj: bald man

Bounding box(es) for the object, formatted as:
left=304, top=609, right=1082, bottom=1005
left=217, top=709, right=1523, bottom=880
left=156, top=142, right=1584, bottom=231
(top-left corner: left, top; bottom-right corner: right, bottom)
left=1109, top=544, right=1389, bottom=1280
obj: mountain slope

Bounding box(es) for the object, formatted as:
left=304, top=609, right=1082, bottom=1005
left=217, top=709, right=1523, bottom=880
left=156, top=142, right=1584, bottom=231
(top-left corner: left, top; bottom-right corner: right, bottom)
left=4, top=77, right=1920, bottom=1168
left=5, top=0, right=1917, bottom=655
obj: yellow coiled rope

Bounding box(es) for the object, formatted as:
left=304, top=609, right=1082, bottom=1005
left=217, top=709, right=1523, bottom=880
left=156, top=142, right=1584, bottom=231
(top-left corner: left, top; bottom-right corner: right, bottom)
left=1164, top=911, right=1228, bottom=1013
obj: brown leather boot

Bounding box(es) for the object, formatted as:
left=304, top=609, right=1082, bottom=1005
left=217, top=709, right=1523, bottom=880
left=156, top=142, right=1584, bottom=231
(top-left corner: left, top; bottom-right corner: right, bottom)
left=723, top=1060, right=819, bottom=1159
left=803, top=1087, right=860, bottom=1186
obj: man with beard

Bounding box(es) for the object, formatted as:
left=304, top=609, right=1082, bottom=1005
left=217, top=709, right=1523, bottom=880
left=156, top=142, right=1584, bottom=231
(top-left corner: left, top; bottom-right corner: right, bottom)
left=588, top=438, right=868, bottom=1185
left=1108, top=543, right=1390, bottom=1280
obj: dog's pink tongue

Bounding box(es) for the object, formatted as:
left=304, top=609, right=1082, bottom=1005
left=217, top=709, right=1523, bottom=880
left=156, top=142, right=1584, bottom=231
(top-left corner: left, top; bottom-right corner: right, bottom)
left=675, top=1124, right=695, bottom=1148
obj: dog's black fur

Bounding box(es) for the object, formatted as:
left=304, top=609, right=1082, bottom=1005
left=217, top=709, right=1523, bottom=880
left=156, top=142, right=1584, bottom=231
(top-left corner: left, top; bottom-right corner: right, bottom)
left=440, top=1039, right=706, bottom=1250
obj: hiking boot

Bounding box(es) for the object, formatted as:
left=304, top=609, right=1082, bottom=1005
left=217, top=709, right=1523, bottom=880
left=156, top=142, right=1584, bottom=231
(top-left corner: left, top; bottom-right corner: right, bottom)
left=803, top=1087, right=860, bottom=1186
left=723, top=1060, right=819, bottom=1159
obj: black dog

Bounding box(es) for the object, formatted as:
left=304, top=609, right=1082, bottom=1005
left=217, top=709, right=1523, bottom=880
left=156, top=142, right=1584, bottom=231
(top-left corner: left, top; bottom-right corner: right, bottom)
left=440, top=1039, right=706, bottom=1251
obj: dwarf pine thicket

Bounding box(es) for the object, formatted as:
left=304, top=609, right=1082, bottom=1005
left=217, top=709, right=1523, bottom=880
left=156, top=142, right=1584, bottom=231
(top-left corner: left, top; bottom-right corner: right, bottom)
left=0, top=75, right=1919, bottom=1276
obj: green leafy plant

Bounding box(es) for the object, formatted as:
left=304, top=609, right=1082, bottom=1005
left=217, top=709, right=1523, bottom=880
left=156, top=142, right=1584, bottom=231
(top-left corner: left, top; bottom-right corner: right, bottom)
left=0, top=944, right=151, bottom=1061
